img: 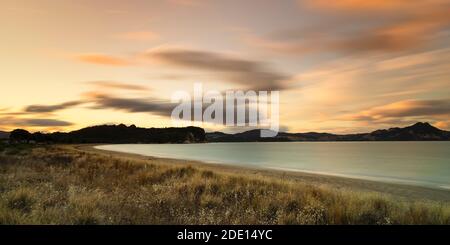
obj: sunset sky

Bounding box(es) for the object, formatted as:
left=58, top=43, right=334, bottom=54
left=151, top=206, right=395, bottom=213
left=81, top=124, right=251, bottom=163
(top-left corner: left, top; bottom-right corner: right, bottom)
left=1, top=0, right=450, bottom=133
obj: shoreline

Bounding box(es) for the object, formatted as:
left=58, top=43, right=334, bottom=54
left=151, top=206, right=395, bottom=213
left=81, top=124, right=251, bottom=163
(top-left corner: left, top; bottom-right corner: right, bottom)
left=72, top=144, right=450, bottom=202
left=96, top=145, right=450, bottom=191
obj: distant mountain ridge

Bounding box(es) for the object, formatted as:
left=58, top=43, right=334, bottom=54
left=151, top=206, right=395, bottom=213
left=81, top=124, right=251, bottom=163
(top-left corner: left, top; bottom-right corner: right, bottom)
left=206, top=122, right=450, bottom=142
left=7, top=122, right=450, bottom=144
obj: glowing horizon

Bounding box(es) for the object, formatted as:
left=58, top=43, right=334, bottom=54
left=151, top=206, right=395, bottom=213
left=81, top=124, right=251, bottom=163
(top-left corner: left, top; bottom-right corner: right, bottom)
left=1, top=0, right=450, bottom=133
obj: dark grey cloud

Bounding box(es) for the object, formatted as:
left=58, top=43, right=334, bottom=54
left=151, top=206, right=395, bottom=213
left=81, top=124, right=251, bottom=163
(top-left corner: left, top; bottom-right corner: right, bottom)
left=87, top=92, right=269, bottom=124
left=25, top=101, right=83, bottom=113
left=21, top=119, right=73, bottom=127
left=88, top=93, right=174, bottom=116
left=0, top=117, right=73, bottom=127
left=23, top=81, right=150, bottom=114
left=18, top=90, right=274, bottom=126
left=148, top=48, right=290, bottom=91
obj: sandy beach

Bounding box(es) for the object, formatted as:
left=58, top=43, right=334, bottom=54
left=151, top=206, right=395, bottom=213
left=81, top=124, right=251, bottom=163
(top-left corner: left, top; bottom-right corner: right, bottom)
left=75, top=144, right=450, bottom=203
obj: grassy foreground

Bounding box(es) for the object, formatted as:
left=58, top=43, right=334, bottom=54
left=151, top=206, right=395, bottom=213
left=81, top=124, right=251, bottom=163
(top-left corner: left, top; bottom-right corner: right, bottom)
left=0, top=144, right=449, bottom=224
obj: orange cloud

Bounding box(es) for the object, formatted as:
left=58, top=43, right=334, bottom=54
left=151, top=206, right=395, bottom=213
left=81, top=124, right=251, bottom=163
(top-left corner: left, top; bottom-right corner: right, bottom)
left=303, top=0, right=431, bottom=12
left=343, top=99, right=450, bottom=123
left=434, top=121, right=450, bottom=130
left=242, top=34, right=318, bottom=54
left=355, top=8, right=450, bottom=52
left=75, top=54, right=131, bottom=66
left=116, top=31, right=159, bottom=41
left=168, top=0, right=205, bottom=7
left=86, top=81, right=150, bottom=91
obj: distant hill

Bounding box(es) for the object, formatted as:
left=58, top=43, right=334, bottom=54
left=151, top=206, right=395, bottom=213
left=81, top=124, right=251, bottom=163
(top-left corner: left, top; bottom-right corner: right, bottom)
left=358, top=122, right=450, bottom=141
left=0, top=131, right=10, bottom=139
left=9, top=124, right=206, bottom=144
left=206, top=122, right=450, bottom=142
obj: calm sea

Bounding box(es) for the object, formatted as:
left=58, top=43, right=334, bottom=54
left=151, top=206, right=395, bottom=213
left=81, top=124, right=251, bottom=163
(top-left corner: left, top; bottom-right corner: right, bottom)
left=96, top=142, right=450, bottom=190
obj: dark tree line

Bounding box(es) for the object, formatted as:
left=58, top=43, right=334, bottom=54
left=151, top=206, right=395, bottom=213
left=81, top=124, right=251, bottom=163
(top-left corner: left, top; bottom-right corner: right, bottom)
left=9, top=124, right=206, bottom=144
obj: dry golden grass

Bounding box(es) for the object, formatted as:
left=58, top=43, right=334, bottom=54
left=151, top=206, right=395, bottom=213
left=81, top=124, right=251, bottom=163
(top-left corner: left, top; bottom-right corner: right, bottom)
left=0, top=144, right=449, bottom=224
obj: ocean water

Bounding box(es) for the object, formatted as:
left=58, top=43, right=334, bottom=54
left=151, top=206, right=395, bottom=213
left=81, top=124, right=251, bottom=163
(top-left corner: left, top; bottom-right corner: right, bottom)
left=96, top=142, right=450, bottom=189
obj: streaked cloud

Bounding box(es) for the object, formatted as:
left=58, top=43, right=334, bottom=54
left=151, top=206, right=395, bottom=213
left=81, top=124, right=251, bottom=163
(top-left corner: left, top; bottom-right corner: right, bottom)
left=0, top=117, right=73, bottom=127
left=168, top=0, right=205, bottom=7
left=86, top=92, right=174, bottom=116
left=302, top=0, right=443, bottom=13
left=434, top=121, right=450, bottom=130
left=115, top=31, right=159, bottom=41
left=342, top=99, right=450, bottom=123
left=249, top=0, right=450, bottom=55
left=86, top=81, right=150, bottom=91
left=85, top=92, right=265, bottom=124
left=25, top=101, right=83, bottom=113
left=75, top=54, right=131, bottom=66
left=290, top=47, right=450, bottom=107
left=303, top=0, right=416, bottom=12
left=146, top=47, right=291, bottom=90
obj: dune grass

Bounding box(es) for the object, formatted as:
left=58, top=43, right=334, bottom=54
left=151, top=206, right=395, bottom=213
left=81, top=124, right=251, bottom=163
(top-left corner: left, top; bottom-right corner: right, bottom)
left=0, top=144, right=449, bottom=224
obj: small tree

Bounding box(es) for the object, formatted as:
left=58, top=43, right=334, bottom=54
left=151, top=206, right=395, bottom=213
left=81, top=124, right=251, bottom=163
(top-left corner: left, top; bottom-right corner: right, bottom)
left=9, top=129, right=32, bottom=143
